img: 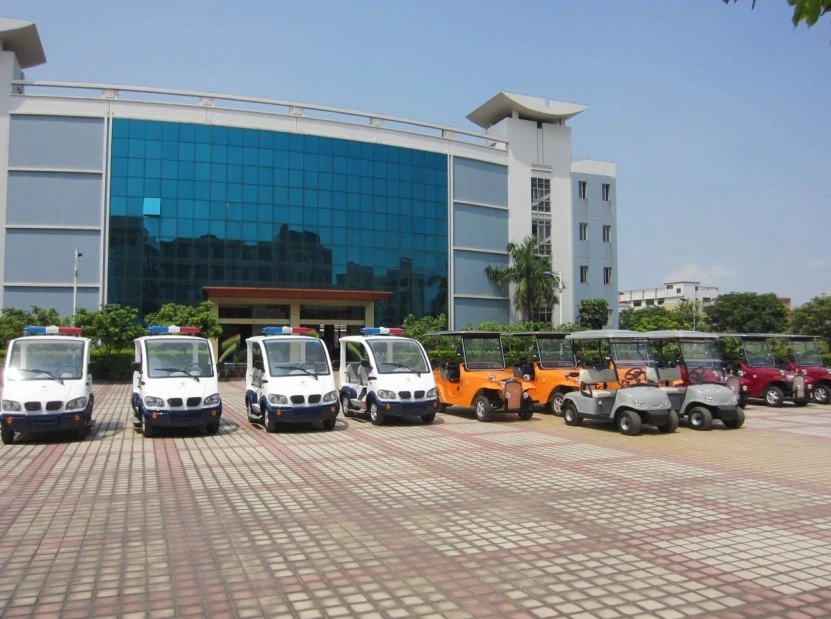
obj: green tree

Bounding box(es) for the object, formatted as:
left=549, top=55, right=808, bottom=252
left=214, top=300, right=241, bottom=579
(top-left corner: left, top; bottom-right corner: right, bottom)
left=0, top=308, right=33, bottom=349
left=484, top=236, right=558, bottom=323
left=144, top=301, right=223, bottom=339
left=577, top=298, right=610, bottom=330
left=790, top=295, right=831, bottom=347
left=403, top=313, right=447, bottom=342
left=619, top=306, right=679, bottom=332
left=704, top=292, right=788, bottom=334
left=30, top=306, right=65, bottom=327
left=723, top=0, right=831, bottom=29
left=75, top=304, right=145, bottom=362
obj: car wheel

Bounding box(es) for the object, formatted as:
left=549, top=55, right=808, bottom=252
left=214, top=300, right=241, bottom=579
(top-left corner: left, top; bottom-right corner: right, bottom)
left=688, top=406, right=713, bottom=430
left=264, top=407, right=277, bottom=433
left=763, top=386, right=784, bottom=407
left=321, top=418, right=336, bottom=431
left=563, top=402, right=582, bottom=426
left=76, top=423, right=89, bottom=441
left=518, top=404, right=533, bottom=421
left=246, top=396, right=257, bottom=424
left=549, top=392, right=565, bottom=416
left=421, top=413, right=436, bottom=424
left=1, top=426, right=14, bottom=445
left=474, top=395, right=492, bottom=422
left=738, top=392, right=748, bottom=408
left=658, top=410, right=679, bottom=433
left=437, top=403, right=447, bottom=414
left=813, top=384, right=830, bottom=405
left=618, top=410, right=642, bottom=436
left=140, top=415, right=155, bottom=438
left=341, top=393, right=354, bottom=418
left=724, top=407, right=745, bottom=429
left=206, top=420, right=220, bottom=435
left=369, top=401, right=385, bottom=426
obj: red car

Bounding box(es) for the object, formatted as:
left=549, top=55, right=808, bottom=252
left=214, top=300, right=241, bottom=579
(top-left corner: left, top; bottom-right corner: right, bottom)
left=768, top=335, right=831, bottom=405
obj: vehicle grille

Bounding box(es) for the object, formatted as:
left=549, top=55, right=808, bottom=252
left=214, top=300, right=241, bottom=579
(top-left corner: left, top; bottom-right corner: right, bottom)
left=46, top=401, right=62, bottom=411
left=24, top=402, right=42, bottom=412
left=398, top=391, right=411, bottom=399
left=290, top=395, right=304, bottom=404
left=414, top=390, right=425, bottom=399
left=167, top=398, right=183, bottom=407
left=308, top=394, right=321, bottom=404
left=792, top=375, right=806, bottom=399
left=503, top=380, right=523, bottom=411
left=187, top=397, right=202, bottom=407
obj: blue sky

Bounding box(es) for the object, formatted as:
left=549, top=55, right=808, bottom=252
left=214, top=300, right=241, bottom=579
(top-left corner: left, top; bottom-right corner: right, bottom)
left=8, top=0, right=830, bottom=305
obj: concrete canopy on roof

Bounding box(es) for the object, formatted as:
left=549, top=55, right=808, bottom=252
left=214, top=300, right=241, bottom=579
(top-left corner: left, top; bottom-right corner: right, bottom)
left=0, top=18, right=46, bottom=69
left=466, top=91, right=588, bottom=129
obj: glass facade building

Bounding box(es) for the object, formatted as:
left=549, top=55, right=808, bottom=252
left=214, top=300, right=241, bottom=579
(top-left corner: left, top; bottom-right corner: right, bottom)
left=108, top=119, right=448, bottom=326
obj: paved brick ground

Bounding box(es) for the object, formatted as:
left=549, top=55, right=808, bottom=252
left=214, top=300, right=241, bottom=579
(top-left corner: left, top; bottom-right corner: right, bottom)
left=1, top=382, right=830, bottom=618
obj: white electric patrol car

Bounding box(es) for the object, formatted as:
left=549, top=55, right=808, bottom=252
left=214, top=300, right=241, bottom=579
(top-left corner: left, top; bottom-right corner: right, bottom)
left=130, top=326, right=222, bottom=438
left=339, top=327, right=438, bottom=426
left=245, top=326, right=339, bottom=432
left=1, top=326, right=93, bottom=444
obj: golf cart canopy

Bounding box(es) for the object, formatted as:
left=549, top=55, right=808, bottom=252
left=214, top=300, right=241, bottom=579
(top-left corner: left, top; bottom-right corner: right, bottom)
left=567, top=330, right=643, bottom=341
left=426, top=331, right=500, bottom=338
left=502, top=332, right=568, bottom=339
left=645, top=331, right=719, bottom=341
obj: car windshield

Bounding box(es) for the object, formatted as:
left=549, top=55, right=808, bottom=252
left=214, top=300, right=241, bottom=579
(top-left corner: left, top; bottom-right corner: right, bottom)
left=611, top=340, right=654, bottom=367
left=679, top=340, right=726, bottom=383
left=742, top=339, right=775, bottom=367
left=369, top=339, right=429, bottom=374
left=146, top=339, right=214, bottom=378
left=5, top=340, right=85, bottom=381
left=537, top=338, right=575, bottom=368
left=791, top=340, right=823, bottom=366
left=265, top=339, right=330, bottom=376
left=462, top=337, right=504, bottom=370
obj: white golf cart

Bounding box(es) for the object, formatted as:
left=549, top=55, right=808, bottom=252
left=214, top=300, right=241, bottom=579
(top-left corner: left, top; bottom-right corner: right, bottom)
left=339, top=327, right=438, bottom=426
left=646, top=331, right=744, bottom=430
left=562, top=330, right=676, bottom=436
left=1, top=326, right=93, bottom=444
left=130, top=326, right=222, bottom=438
left=244, top=327, right=339, bottom=432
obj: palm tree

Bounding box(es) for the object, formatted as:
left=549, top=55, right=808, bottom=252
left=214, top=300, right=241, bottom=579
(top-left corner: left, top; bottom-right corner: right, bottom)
left=485, top=236, right=558, bottom=323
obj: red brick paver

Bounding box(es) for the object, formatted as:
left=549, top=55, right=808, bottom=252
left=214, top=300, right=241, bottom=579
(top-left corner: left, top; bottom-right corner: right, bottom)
left=0, top=382, right=830, bottom=617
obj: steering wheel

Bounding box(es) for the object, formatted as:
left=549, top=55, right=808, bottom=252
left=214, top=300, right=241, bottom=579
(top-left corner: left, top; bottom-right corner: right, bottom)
left=183, top=363, right=203, bottom=376
left=687, top=367, right=707, bottom=384
left=621, top=367, right=645, bottom=386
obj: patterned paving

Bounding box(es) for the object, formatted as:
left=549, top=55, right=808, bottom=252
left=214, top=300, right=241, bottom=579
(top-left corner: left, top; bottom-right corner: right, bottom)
left=0, top=381, right=829, bottom=617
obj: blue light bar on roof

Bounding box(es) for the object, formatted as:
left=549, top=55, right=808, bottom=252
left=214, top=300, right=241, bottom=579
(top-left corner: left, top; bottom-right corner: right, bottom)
left=147, top=326, right=201, bottom=335
left=360, top=327, right=404, bottom=336
left=24, top=326, right=83, bottom=336
left=262, top=326, right=312, bottom=335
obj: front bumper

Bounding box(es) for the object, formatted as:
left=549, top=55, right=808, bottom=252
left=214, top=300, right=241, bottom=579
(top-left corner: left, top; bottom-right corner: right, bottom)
left=263, top=401, right=339, bottom=423
left=375, top=398, right=439, bottom=419
left=640, top=409, right=671, bottom=426
left=712, top=405, right=740, bottom=420
left=2, top=408, right=91, bottom=434
left=141, top=404, right=222, bottom=428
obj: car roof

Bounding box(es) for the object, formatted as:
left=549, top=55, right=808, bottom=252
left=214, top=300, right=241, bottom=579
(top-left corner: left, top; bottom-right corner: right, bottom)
left=502, top=332, right=568, bottom=339
left=645, top=330, right=719, bottom=340
left=566, top=329, right=645, bottom=341
left=247, top=335, right=321, bottom=344
left=13, top=335, right=91, bottom=343
left=135, top=335, right=210, bottom=343
left=339, top=335, right=414, bottom=343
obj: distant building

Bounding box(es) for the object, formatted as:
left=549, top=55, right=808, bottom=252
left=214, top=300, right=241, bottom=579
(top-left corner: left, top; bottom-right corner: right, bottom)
left=618, top=281, right=718, bottom=311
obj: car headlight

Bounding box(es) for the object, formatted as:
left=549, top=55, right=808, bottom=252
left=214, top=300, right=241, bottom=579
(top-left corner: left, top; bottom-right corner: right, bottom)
left=426, top=387, right=437, bottom=398
left=322, top=391, right=337, bottom=402
left=144, top=396, right=164, bottom=408
left=737, top=370, right=745, bottom=377
left=785, top=373, right=796, bottom=380
left=1, top=400, right=21, bottom=412
left=268, top=394, right=289, bottom=406
left=377, top=389, right=397, bottom=400
left=203, top=393, right=221, bottom=406
left=66, top=397, right=88, bottom=410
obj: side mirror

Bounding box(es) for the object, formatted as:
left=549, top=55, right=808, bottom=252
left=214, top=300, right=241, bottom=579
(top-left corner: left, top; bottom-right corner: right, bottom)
left=253, top=360, right=264, bottom=372
left=131, top=361, right=141, bottom=373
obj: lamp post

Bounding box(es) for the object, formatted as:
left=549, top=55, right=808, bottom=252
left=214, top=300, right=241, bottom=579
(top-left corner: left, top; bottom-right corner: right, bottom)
left=71, top=248, right=83, bottom=326
left=545, top=271, right=566, bottom=326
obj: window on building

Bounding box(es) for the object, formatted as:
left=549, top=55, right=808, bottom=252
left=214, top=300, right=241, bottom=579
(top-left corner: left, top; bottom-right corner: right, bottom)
left=578, top=180, right=587, bottom=199
left=532, top=217, right=551, bottom=257
left=666, top=284, right=673, bottom=290
left=580, top=265, right=589, bottom=283
left=676, top=288, right=682, bottom=294
left=579, top=223, right=588, bottom=241
left=604, top=267, right=612, bottom=285
left=602, top=225, right=611, bottom=243
left=645, top=299, right=655, bottom=306
left=602, top=183, right=611, bottom=201
left=703, top=297, right=711, bottom=303
left=633, top=301, right=642, bottom=307
left=531, top=177, right=550, bottom=214
left=657, top=299, right=664, bottom=305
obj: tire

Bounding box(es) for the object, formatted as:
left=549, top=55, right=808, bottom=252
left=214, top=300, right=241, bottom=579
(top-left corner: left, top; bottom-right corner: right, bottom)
left=140, top=415, right=155, bottom=438
left=76, top=423, right=89, bottom=441
left=246, top=396, right=257, bottom=424
left=763, top=386, right=785, bottom=407
left=321, top=418, right=336, bottom=431
left=724, top=407, right=745, bottom=429
left=813, top=384, right=831, bottom=405
left=421, top=413, right=436, bottom=424
left=474, top=395, right=493, bottom=422
left=688, top=406, right=713, bottom=431
left=563, top=402, right=582, bottom=426
left=437, top=403, right=447, bottom=414
left=205, top=421, right=220, bottom=435
left=1, top=426, right=14, bottom=445
left=518, top=404, right=533, bottom=421
left=341, top=393, right=354, bottom=418
left=658, top=410, right=679, bottom=434
left=548, top=391, right=566, bottom=416
left=738, top=393, right=748, bottom=409
left=617, top=410, right=642, bottom=436
left=793, top=399, right=809, bottom=407
left=264, top=407, right=278, bottom=433
left=369, top=401, right=385, bottom=426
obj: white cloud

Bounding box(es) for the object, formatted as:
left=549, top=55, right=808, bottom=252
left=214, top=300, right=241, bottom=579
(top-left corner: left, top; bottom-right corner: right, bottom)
left=663, top=263, right=737, bottom=286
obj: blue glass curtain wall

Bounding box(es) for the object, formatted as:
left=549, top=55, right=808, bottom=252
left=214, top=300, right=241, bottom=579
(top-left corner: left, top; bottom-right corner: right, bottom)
left=108, top=119, right=449, bottom=324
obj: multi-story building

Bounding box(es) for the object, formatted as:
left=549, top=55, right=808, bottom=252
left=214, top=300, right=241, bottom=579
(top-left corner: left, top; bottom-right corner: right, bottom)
left=0, top=18, right=618, bottom=352
left=618, top=281, right=719, bottom=311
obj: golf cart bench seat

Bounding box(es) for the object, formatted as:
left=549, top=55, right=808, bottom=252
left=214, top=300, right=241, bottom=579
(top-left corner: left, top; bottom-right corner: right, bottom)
left=346, top=363, right=370, bottom=385
left=646, top=367, right=686, bottom=394
left=579, top=368, right=617, bottom=398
